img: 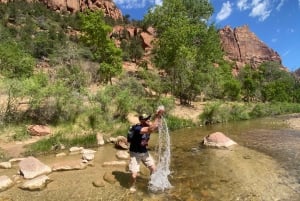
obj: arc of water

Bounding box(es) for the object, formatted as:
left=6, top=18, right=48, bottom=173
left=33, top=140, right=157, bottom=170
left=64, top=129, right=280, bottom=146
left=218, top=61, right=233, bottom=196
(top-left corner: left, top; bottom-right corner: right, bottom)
left=148, top=117, right=172, bottom=193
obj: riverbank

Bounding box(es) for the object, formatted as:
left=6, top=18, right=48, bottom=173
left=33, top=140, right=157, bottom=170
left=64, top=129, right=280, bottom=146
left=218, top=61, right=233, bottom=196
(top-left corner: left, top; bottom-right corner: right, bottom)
left=285, top=114, right=300, bottom=130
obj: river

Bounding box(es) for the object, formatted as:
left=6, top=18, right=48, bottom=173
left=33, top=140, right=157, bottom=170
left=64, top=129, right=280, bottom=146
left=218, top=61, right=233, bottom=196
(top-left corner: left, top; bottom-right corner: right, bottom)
left=0, top=116, right=299, bottom=201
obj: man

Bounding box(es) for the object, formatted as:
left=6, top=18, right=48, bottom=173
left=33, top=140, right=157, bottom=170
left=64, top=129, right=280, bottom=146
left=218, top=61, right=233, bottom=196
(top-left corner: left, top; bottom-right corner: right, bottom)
left=128, top=108, right=165, bottom=193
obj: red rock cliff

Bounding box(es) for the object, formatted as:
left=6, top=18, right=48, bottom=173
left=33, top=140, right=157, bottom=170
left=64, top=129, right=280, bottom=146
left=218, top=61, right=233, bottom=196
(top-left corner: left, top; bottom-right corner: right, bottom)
left=219, top=25, right=282, bottom=70
left=0, top=0, right=123, bottom=20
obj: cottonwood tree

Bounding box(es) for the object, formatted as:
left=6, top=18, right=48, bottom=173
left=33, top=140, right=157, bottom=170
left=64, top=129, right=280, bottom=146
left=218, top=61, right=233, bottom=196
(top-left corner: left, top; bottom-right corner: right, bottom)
left=144, top=0, right=223, bottom=104
left=79, top=10, right=122, bottom=85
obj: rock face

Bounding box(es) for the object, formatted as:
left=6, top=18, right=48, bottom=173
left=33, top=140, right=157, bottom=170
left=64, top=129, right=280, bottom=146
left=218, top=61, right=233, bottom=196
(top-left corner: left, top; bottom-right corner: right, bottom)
left=219, top=25, right=282, bottom=72
left=0, top=0, right=123, bottom=20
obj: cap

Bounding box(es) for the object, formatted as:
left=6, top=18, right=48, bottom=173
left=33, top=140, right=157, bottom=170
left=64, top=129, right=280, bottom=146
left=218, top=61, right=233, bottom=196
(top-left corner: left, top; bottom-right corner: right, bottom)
left=139, top=113, right=151, bottom=121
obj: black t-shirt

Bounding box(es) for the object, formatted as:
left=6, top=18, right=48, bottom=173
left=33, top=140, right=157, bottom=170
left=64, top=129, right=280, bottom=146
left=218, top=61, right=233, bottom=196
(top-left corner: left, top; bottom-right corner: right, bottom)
left=129, top=124, right=150, bottom=153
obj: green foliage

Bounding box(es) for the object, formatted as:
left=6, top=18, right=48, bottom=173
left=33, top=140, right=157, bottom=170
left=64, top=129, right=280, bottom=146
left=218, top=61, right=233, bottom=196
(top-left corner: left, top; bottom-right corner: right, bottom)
left=165, top=115, right=195, bottom=131
left=13, top=126, right=31, bottom=141
left=259, top=62, right=294, bottom=102
left=223, top=79, right=241, bottom=101
left=144, top=0, right=224, bottom=104
left=79, top=10, right=123, bottom=84
left=120, top=36, right=144, bottom=62
left=56, top=65, right=88, bottom=92
left=2, top=73, right=84, bottom=124
left=26, top=132, right=97, bottom=155
left=200, top=101, right=223, bottom=124
left=0, top=41, right=35, bottom=78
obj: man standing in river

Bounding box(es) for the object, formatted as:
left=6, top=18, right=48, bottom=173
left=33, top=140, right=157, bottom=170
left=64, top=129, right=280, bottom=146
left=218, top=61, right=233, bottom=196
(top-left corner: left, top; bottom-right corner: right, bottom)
left=128, top=107, right=165, bottom=193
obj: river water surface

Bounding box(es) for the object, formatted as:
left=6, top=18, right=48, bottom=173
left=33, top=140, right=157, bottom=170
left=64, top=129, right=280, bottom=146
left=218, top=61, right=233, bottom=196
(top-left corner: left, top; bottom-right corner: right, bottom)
left=0, top=116, right=300, bottom=201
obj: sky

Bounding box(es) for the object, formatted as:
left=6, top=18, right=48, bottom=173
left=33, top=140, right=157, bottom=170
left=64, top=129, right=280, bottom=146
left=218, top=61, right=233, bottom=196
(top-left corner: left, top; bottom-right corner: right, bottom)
left=113, top=0, right=300, bottom=71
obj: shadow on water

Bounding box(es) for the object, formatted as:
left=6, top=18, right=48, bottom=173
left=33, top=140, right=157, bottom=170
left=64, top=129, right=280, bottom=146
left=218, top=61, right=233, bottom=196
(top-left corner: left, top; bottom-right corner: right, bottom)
left=0, top=116, right=300, bottom=201
left=112, top=170, right=131, bottom=188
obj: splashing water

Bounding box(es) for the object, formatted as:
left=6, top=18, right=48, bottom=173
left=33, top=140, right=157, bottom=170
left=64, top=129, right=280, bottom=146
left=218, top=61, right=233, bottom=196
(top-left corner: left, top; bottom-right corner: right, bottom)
left=148, top=116, right=172, bottom=193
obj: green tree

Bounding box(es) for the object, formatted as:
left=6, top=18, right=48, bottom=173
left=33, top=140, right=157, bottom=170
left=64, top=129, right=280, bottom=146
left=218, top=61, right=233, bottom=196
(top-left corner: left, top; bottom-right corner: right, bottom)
left=259, top=62, right=294, bottom=102
left=238, top=65, right=260, bottom=102
left=0, top=41, right=35, bottom=78
left=144, top=0, right=223, bottom=104
left=79, top=10, right=122, bottom=84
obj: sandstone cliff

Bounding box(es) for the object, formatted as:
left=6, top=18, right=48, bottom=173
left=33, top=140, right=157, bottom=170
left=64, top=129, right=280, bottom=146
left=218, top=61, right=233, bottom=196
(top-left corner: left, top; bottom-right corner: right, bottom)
left=219, top=25, right=282, bottom=72
left=0, top=0, right=123, bottom=20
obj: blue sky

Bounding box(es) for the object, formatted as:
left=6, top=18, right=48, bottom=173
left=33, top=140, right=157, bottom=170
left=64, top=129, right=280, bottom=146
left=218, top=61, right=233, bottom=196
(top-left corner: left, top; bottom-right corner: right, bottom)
left=114, top=0, right=300, bottom=71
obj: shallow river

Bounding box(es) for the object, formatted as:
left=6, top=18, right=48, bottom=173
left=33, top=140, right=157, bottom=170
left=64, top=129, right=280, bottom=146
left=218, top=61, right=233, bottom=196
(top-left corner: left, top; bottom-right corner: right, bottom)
left=0, top=116, right=300, bottom=201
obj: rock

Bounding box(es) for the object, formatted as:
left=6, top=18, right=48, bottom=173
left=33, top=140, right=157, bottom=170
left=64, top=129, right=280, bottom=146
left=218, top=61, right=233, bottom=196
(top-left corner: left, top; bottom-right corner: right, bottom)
left=115, top=136, right=129, bottom=150
left=55, top=152, right=67, bottom=157
left=116, top=150, right=130, bottom=160
left=108, top=137, right=117, bottom=143
left=9, top=158, right=25, bottom=163
left=103, top=172, right=116, bottom=184
left=202, top=132, right=237, bottom=148
left=69, top=146, right=84, bottom=154
left=0, top=175, right=13, bottom=192
left=102, top=160, right=127, bottom=167
left=0, top=162, right=11, bottom=169
left=20, top=175, right=52, bottom=191
left=96, top=133, right=105, bottom=146
left=27, top=125, right=51, bottom=136
left=82, top=153, right=95, bottom=161
left=19, top=157, right=52, bottom=179
left=52, top=160, right=88, bottom=171
left=219, top=25, right=283, bottom=72
left=92, top=179, right=105, bottom=187
left=81, top=149, right=96, bottom=154
left=38, top=0, right=123, bottom=20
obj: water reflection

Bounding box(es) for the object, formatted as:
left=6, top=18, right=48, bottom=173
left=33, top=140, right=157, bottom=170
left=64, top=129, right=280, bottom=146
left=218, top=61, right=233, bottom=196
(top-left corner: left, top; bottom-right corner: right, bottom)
left=0, top=117, right=299, bottom=201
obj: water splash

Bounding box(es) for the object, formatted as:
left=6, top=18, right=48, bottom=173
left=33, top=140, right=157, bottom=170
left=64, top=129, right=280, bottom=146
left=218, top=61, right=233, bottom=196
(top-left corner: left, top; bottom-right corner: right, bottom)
left=148, top=117, right=172, bottom=193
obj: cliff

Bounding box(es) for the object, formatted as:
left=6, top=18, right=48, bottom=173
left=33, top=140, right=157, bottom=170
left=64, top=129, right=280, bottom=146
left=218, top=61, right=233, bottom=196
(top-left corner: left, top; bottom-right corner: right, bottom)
left=219, top=25, right=282, bottom=72
left=0, top=0, right=123, bottom=20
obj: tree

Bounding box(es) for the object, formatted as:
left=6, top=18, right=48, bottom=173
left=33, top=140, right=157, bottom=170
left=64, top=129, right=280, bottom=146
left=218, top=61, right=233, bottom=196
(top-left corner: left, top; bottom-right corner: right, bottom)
left=258, top=62, right=294, bottom=102
left=79, top=10, right=122, bottom=84
left=238, top=65, right=260, bottom=102
left=0, top=41, right=35, bottom=79
left=144, top=0, right=223, bottom=104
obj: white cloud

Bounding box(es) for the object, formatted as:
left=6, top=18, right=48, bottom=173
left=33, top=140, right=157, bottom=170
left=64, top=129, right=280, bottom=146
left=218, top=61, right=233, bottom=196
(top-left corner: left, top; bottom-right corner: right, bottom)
left=216, top=1, right=232, bottom=22
left=237, top=0, right=250, bottom=10
left=235, top=0, right=272, bottom=21
left=271, top=38, right=278, bottom=43
left=299, top=0, right=300, bottom=7
left=249, top=0, right=271, bottom=21
left=113, top=0, right=161, bottom=9
left=276, top=0, right=286, bottom=11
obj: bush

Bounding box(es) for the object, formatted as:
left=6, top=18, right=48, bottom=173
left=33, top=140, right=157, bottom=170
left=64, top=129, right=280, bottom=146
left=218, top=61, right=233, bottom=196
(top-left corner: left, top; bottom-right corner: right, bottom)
left=164, top=115, right=195, bottom=131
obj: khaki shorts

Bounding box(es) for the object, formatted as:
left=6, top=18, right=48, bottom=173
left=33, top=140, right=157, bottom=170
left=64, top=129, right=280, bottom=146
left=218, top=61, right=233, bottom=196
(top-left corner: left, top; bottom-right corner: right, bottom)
left=129, top=151, right=155, bottom=173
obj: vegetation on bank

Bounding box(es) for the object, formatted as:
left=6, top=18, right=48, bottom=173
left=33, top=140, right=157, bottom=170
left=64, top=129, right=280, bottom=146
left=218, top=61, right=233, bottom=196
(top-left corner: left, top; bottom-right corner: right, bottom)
left=0, top=1, right=300, bottom=155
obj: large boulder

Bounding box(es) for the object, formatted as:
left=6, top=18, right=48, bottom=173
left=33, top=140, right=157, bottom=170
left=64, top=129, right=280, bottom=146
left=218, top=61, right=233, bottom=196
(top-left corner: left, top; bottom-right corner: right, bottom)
left=202, top=132, right=237, bottom=148
left=19, top=157, right=52, bottom=179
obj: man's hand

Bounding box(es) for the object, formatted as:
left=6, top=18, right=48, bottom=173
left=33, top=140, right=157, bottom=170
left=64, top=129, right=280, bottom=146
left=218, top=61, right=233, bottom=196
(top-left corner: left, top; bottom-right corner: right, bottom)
left=156, top=105, right=165, bottom=117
